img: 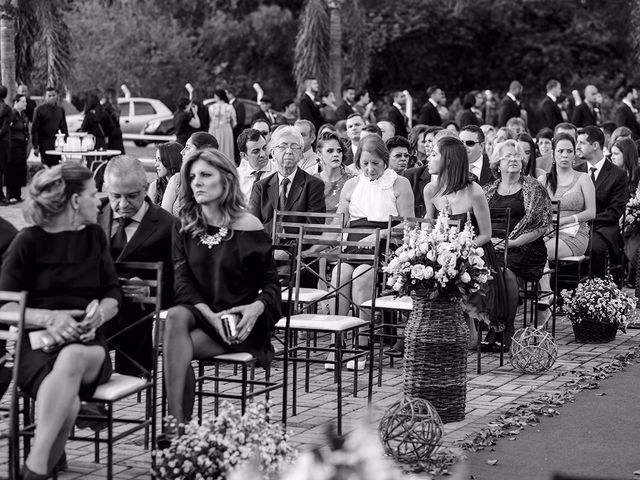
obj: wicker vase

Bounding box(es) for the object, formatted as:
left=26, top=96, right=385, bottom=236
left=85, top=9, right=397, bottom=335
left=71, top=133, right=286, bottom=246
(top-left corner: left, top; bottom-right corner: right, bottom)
left=572, top=319, right=617, bottom=343
left=403, top=293, right=469, bottom=423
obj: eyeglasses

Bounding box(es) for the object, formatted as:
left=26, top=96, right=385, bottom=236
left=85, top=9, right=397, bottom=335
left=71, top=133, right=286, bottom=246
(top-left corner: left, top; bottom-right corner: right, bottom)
left=463, top=140, right=481, bottom=147
left=257, top=130, right=269, bottom=136
left=500, top=153, right=524, bottom=161
left=274, top=143, right=302, bottom=152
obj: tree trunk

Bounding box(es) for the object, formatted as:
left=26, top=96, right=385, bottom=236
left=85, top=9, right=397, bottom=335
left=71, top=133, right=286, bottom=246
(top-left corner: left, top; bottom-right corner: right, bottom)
left=328, top=0, right=342, bottom=101
left=0, top=0, right=16, bottom=101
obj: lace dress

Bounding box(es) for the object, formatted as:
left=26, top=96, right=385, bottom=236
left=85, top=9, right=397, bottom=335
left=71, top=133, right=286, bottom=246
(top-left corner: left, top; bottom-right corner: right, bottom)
left=547, top=174, right=589, bottom=256
left=208, top=102, right=237, bottom=162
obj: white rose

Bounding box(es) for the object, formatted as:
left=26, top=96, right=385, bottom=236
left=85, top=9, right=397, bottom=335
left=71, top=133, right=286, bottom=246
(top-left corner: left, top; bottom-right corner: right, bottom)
left=460, top=272, right=471, bottom=283
left=424, top=266, right=434, bottom=279
left=411, top=264, right=425, bottom=280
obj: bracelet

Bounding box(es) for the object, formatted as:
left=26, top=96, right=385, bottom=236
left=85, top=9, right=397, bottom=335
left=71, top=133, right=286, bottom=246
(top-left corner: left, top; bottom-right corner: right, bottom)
left=98, top=308, right=105, bottom=327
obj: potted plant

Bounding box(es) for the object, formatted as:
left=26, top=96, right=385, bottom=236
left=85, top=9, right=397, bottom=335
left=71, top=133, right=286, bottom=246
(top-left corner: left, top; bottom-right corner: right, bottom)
left=560, top=276, right=636, bottom=343
left=382, top=210, right=491, bottom=422
left=152, top=401, right=296, bottom=480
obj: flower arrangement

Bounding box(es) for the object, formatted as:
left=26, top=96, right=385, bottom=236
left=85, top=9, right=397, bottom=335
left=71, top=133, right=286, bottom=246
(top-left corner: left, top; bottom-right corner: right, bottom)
left=560, top=276, right=636, bottom=332
left=382, top=210, right=491, bottom=299
left=623, top=190, right=640, bottom=236
left=152, top=401, right=296, bottom=480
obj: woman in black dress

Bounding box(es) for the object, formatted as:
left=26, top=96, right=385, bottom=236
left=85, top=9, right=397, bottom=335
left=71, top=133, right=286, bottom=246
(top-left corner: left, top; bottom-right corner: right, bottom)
left=163, top=148, right=280, bottom=425
left=6, top=94, right=29, bottom=203
left=80, top=94, right=110, bottom=150
left=0, top=163, right=120, bottom=479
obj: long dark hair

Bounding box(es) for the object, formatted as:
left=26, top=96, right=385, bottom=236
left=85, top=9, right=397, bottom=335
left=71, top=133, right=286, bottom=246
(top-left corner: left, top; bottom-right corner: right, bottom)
left=178, top=148, right=244, bottom=237
left=545, top=132, right=576, bottom=195
left=516, top=133, right=538, bottom=177
left=155, top=142, right=183, bottom=203
left=436, top=136, right=472, bottom=196
left=613, top=137, right=639, bottom=189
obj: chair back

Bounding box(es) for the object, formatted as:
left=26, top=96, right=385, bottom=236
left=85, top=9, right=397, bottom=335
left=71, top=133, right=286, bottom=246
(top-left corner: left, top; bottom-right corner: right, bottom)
left=0, top=290, right=28, bottom=480
left=489, top=207, right=511, bottom=266
left=271, top=209, right=343, bottom=243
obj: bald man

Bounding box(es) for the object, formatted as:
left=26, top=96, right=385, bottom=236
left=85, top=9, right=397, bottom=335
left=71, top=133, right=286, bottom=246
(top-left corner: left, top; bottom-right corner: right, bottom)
left=571, top=85, right=600, bottom=127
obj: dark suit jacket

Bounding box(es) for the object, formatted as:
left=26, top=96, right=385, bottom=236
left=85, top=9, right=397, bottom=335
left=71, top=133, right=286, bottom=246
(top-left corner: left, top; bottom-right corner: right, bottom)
left=335, top=101, right=354, bottom=121
left=614, top=103, right=640, bottom=139
left=386, top=105, right=408, bottom=138
left=571, top=102, right=598, bottom=127
left=540, top=96, right=563, bottom=130
left=249, top=168, right=326, bottom=235
left=418, top=101, right=441, bottom=127
left=476, top=154, right=493, bottom=187
left=576, top=160, right=628, bottom=247
left=403, top=166, right=431, bottom=217
left=299, top=94, right=324, bottom=132
left=498, top=96, right=520, bottom=126
left=231, top=98, right=246, bottom=129
left=98, top=198, right=175, bottom=307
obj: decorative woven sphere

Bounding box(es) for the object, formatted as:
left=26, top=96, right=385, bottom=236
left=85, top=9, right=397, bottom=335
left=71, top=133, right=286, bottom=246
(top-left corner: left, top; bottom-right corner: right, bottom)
left=378, top=397, right=443, bottom=466
left=510, top=326, right=558, bottom=374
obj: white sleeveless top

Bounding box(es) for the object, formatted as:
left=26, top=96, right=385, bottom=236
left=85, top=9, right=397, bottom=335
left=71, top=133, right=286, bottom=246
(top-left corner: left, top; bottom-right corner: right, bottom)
left=349, top=169, right=399, bottom=222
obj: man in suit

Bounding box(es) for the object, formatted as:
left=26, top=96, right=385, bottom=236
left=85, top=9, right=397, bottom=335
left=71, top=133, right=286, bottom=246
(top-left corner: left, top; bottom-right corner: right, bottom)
left=236, top=128, right=275, bottom=203
left=614, top=86, right=640, bottom=139
left=335, top=86, right=356, bottom=121
left=575, top=126, right=628, bottom=279
left=249, top=125, right=325, bottom=236
left=31, top=86, right=68, bottom=167
left=99, top=155, right=175, bottom=375
left=298, top=78, right=324, bottom=132
left=385, top=90, right=408, bottom=139
left=498, top=80, right=523, bottom=126
left=251, top=96, right=277, bottom=125
left=460, top=125, right=492, bottom=186
left=418, top=86, right=444, bottom=126
left=540, top=79, right=564, bottom=130
left=571, top=85, right=600, bottom=127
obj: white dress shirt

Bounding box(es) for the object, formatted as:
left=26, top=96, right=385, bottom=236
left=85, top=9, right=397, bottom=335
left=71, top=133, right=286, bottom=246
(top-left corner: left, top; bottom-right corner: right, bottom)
left=237, top=159, right=276, bottom=203
left=470, top=157, right=483, bottom=180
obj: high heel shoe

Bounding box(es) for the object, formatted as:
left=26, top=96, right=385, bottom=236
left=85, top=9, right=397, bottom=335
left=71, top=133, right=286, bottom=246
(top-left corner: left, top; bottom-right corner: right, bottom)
left=20, top=463, right=50, bottom=480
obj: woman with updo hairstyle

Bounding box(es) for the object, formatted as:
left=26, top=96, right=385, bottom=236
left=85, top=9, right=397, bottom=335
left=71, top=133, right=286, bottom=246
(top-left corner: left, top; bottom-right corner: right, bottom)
left=0, top=163, right=120, bottom=479
left=315, top=131, right=354, bottom=214
left=163, top=148, right=280, bottom=430
left=149, top=142, right=183, bottom=204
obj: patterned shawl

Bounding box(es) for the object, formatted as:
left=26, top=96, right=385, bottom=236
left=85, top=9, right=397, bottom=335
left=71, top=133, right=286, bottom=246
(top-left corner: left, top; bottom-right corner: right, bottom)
left=484, top=174, right=552, bottom=240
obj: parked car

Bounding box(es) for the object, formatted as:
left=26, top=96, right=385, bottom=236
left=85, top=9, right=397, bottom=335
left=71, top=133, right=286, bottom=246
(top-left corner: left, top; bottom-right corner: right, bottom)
left=136, top=97, right=263, bottom=146
left=64, top=97, right=172, bottom=139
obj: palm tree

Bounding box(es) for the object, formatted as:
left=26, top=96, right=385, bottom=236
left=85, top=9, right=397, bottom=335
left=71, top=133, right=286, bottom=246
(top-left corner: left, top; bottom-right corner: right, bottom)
left=294, top=0, right=369, bottom=98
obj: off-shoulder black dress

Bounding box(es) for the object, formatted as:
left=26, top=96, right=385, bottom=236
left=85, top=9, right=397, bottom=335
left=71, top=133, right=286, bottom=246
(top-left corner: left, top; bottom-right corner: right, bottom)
left=172, top=224, right=281, bottom=367
left=0, top=224, right=121, bottom=398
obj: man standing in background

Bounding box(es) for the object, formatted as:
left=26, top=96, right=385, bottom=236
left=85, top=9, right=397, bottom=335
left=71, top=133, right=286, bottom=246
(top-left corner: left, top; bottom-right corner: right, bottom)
left=32, top=87, right=68, bottom=166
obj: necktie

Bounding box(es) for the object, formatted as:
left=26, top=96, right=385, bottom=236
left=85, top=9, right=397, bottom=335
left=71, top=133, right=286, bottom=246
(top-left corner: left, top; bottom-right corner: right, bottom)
left=279, top=177, right=290, bottom=210
left=251, top=170, right=264, bottom=185
left=590, top=167, right=597, bottom=184
left=111, top=217, right=133, bottom=258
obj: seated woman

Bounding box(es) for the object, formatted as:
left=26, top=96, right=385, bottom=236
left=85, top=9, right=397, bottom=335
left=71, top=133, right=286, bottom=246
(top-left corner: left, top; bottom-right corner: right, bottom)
left=517, top=133, right=546, bottom=178
left=0, top=164, right=120, bottom=479
left=161, top=132, right=219, bottom=216
left=610, top=137, right=640, bottom=197
left=424, top=136, right=513, bottom=350
left=148, top=142, right=183, bottom=205
left=163, top=148, right=280, bottom=426
left=315, top=131, right=354, bottom=215
left=485, top=140, right=552, bottom=341
left=538, top=133, right=595, bottom=260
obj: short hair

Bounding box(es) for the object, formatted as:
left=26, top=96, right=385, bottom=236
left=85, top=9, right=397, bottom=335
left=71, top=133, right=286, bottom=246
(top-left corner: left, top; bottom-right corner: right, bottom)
left=386, top=135, right=411, bottom=152
left=600, top=121, right=617, bottom=137
left=104, top=155, right=148, bottom=189
left=354, top=90, right=369, bottom=102
left=270, top=125, right=303, bottom=149
left=577, top=125, right=605, bottom=150
left=490, top=139, right=527, bottom=177
left=536, top=127, right=554, bottom=142
left=282, top=98, right=296, bottom=110
left=213, top=89, right=229, bottom=103
left=179, top=148, right=244, bottom=237
left=362, top=124, right=382, bottom=136
left=13, top=94, right=26, bottom=105
left=24, top=163, right=93, bottom=227
left=436, top=136, right=473, bottom=196
left=554, top=122, right=576, bottom=135
left=346, top=112, right=363, bottom=122
left=426, top=86, right=440, bottom=97
left=45, top=86, right=57, bottom=93
left=460, top=124, right=485, bottom=143
left=318, top=123, right=337, bottom=138
left=621, top=85, right=638, bottom=98
left=509, top=80, right=522, bottom=92
left=189, top=131, right=219, bottom=149
left=442, top=120, right=460, bottom=133
left=546, top=79, right=561, bottom=92
left=237, top=128, right=265, bottom=154
left=294, top=119, right=316, bottom=139
left=260, top=95, right=272, bottom=104
left=0, top=85, right=7, bottom=100
left=335, top=120, right=347, bottom=135
left=355, top=134, right=389, bottom=169
left=506, top=117, right=526, bottom=130
left=177, top=97, right=191, bottom=111
left=251, top=118, right=271, bottom=130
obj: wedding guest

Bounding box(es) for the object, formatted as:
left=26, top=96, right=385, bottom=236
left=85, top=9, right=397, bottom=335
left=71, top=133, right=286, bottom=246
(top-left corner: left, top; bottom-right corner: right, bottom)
left=0, top=85, right=12, bottom=202
left=163, top=148, right=280, bottom=426
left=161, top=132, right=218, bottom=216
left=610, top=137, right=640, bottom=196
left=148, top=142, right=183, bottom=205
left=6, top=94, right=29, bottom=203
left=173, top=97, right=200, bottom=148
left=456, top=91, right=482, bottom=127
left=516, top=133, right=545, bottom=178
left=0, top=163, right=120, bottom=478
left=614, top=86, right=640, bottom=139
left=386, top=136, right=411, bottom=175
left=208, top=89, right=236, bottom=162
left=460, top=125, right=491, bottom=186
left=79, top=94, right=110, bottom=150
left=408, top=124, right=429, bottom=168
left=100, top=88, right=125, bottom=154
left=294, top=119, right=320, bottom=174
left=237, top=128, right=275, bottom=204
left=315, top=131, right=354, bottom=214
left=535, top=128, right=554, bottom=158
left=610, top=126, right=632, bottom=150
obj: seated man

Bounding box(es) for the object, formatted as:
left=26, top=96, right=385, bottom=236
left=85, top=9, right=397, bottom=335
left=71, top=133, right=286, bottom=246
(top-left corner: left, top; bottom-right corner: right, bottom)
left=99, top=155, right=175, bottom=375
left=236, top=128, right=275, bottom=204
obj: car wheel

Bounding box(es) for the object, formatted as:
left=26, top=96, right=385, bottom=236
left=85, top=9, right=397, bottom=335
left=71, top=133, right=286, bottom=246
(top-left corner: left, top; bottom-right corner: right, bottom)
left=134, top=140, right=148, bottom=147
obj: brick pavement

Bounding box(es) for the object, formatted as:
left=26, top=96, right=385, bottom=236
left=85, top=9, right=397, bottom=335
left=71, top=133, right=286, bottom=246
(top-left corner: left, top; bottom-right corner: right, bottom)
left=1, top=201, right=640, bottom=478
